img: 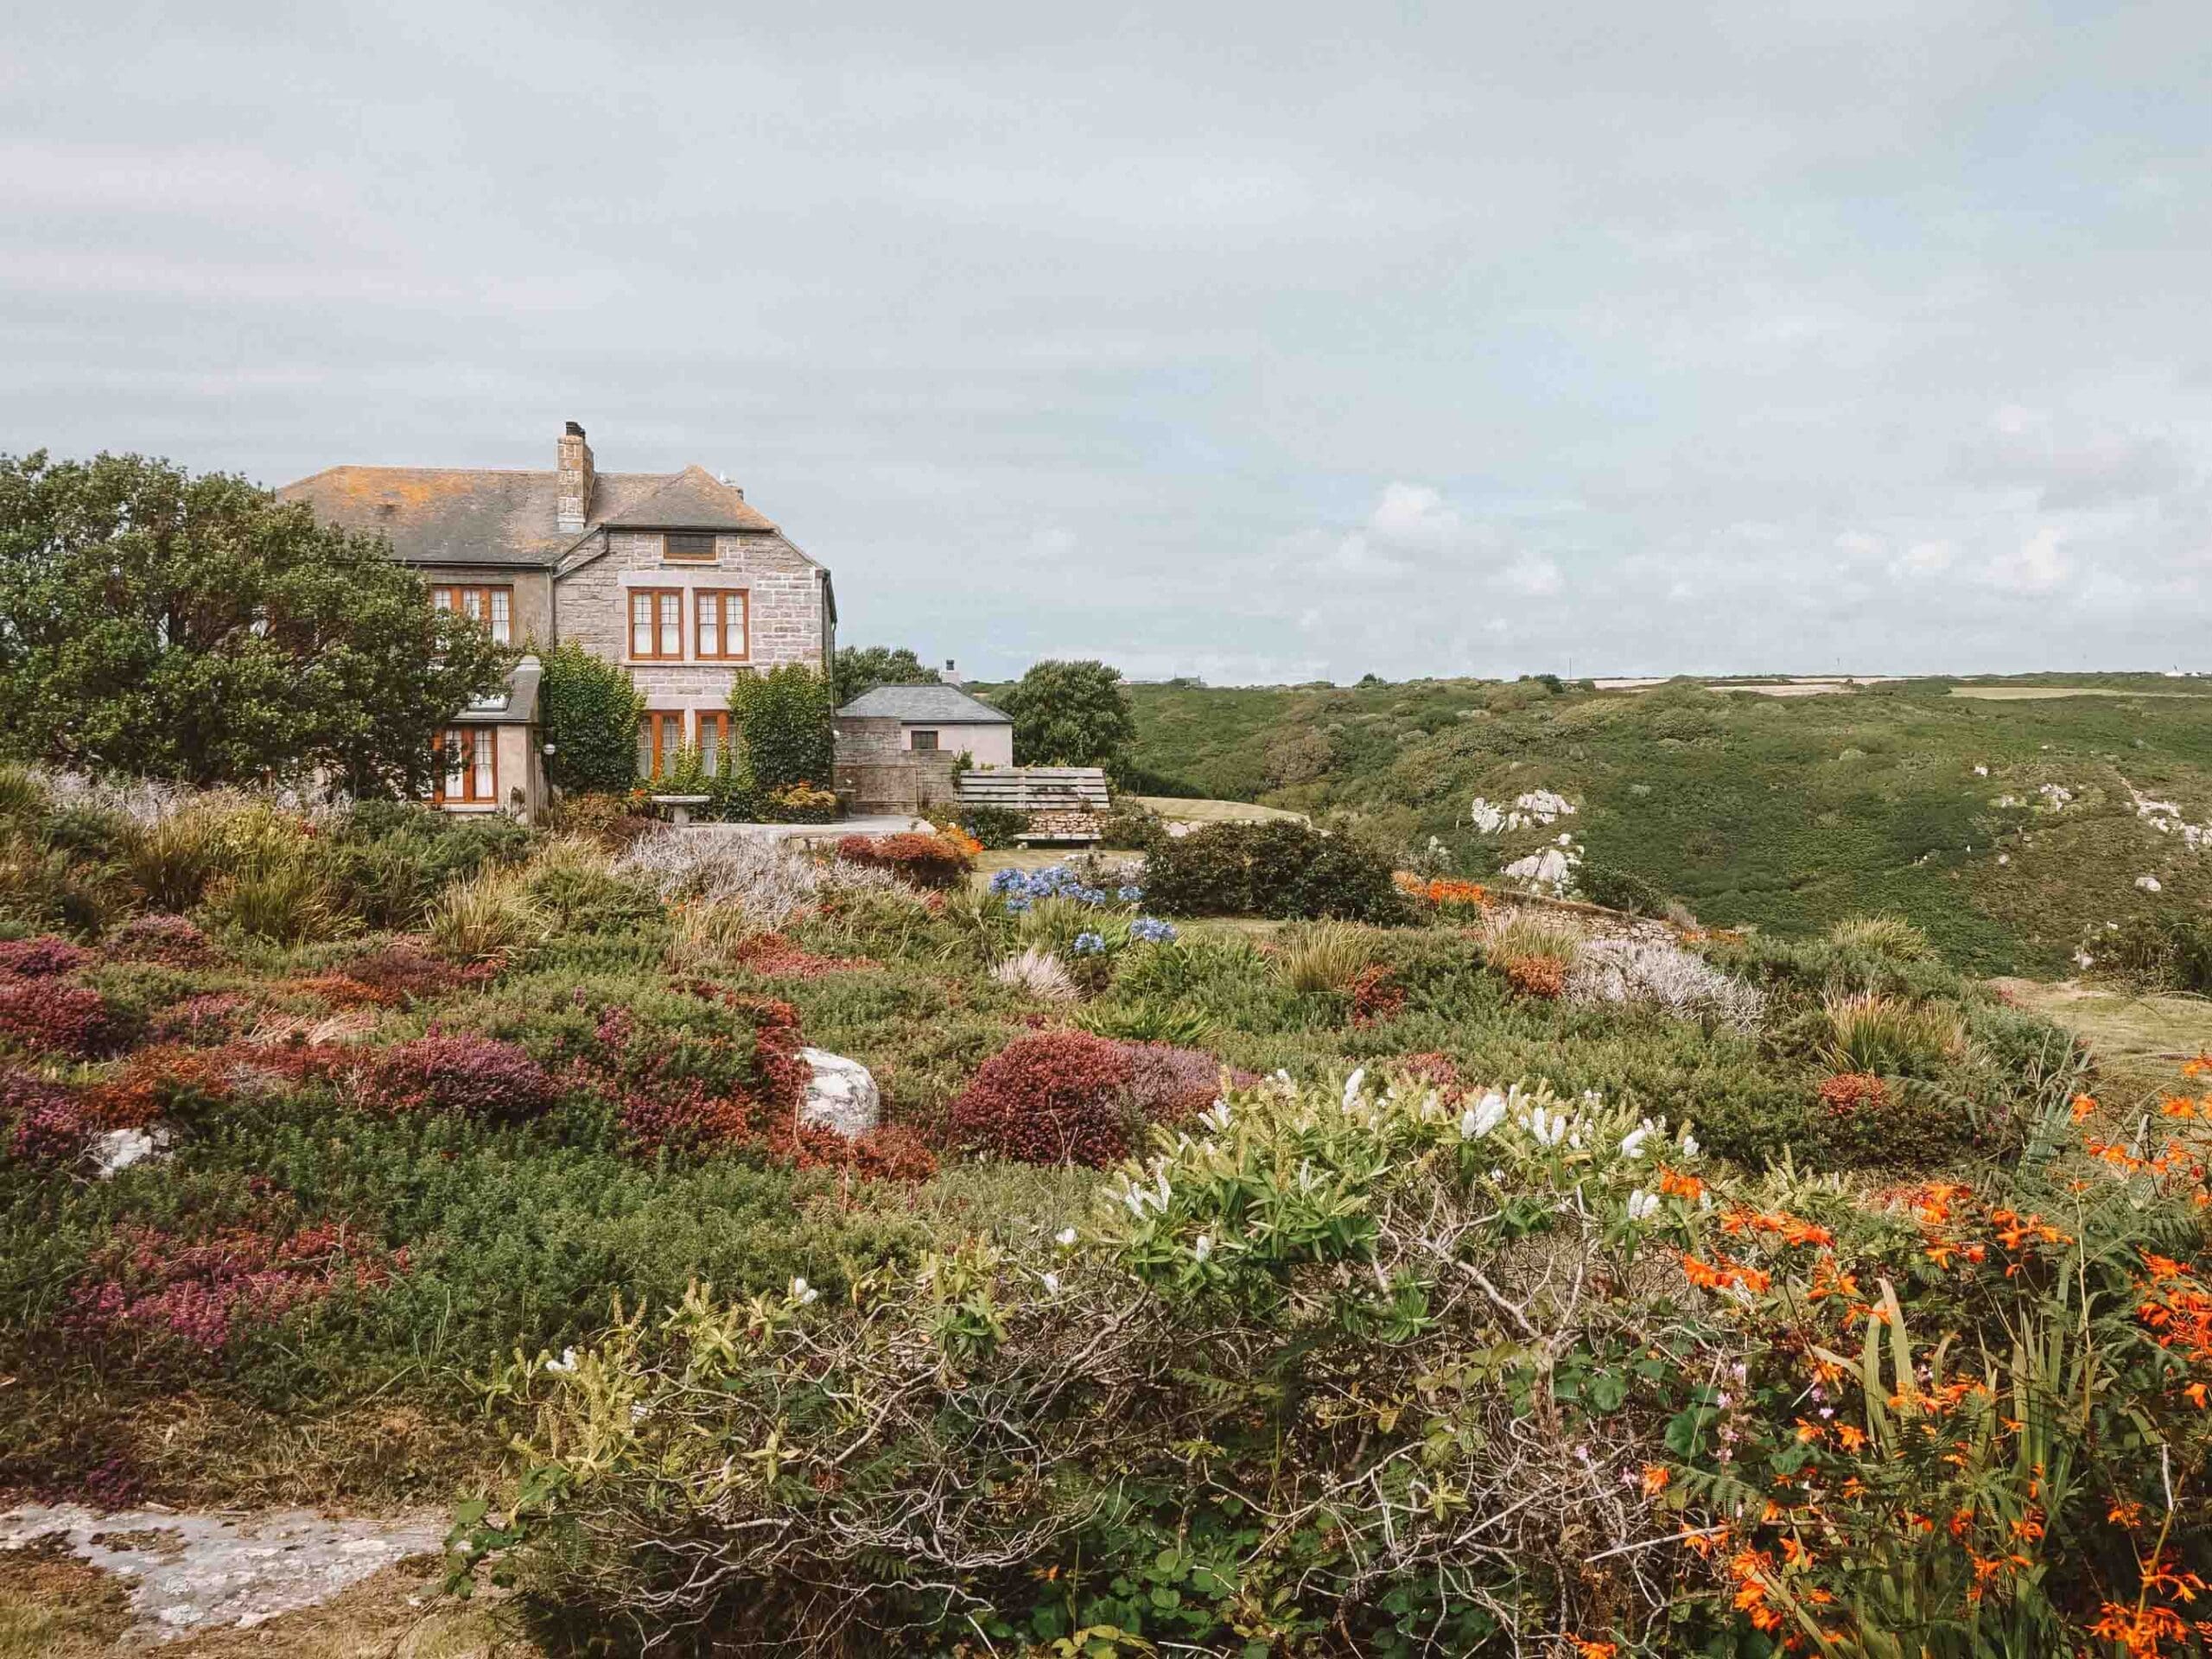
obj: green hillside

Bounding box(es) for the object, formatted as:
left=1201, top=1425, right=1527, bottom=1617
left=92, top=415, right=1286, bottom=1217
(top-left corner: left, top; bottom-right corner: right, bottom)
left=1122, top=675, right=2212, bottom=973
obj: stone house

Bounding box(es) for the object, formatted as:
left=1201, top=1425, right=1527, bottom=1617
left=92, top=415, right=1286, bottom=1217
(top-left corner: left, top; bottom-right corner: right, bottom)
left=279, top=422, right=836, bottom=817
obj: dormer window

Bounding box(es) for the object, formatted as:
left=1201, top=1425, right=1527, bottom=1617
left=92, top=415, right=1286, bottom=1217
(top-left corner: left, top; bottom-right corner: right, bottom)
left=664, top=531, right=716, bottom=563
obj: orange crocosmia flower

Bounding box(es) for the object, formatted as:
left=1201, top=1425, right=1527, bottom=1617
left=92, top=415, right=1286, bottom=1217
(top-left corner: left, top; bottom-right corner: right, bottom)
left=1640, top=1463, right=1670, bottom=1497
left=2071, top=1093, right=2099, bottom=1122
left=1658, top=1166, right=1706, bottom=1201
left=1834, top=1422, right=1866, bottom=1452
left=2184, top=1381, right=2209, bottom=1409
left=1569, top=1641, right=1619, bottom=1659
left=2161, top=1097, right=2200, bottom=1120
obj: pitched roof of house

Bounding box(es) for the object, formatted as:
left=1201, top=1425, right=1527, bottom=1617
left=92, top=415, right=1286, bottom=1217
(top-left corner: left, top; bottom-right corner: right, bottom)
left=276, top=464, right=776, bottom=567
left=837, top=683, right=1012, bottom=724
left=599, top=466, right=778, bottom=531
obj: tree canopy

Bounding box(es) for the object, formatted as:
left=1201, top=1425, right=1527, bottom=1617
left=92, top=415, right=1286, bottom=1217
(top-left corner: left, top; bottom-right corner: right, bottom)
left=0, top=451, right=511, bottom=792
left=832, top=644, right=939, bottom=706
left=998, top=658, right=1135, bottom=769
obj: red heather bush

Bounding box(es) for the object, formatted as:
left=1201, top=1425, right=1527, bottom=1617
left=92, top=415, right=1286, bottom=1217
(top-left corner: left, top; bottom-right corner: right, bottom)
left=359, top=1033, right=557, bottom=1122
left=0, top=979, right=130, bottom=1058
left=1348, top=963, right=1407, bottom=1027
left=1819, top=1071, right=1891, bottom=1115
left=620, top=1084, right=753, bottom=1158
left=341, top=941, right=484, bottom=1005
left=3, top=1071, right=96, bottom=1168
left=149, top=992, right=251, bottom=1046
left=1496, top=953, right=1567, bottom=1001
left=1121, top=1042, right=1238, bottom=1125
left=1395, top=1052, right=1464, bottom=1097
left=950, top=1031, right=1140, bottom=1166
left=106, top=914, right=212, bottom=966
left=834, top=832, right=972, bottom=890
left=89, top=1046, right=232, bottom=1129
left=734, top=932, right=878, bottom=979
left=69, top=1220, right=406, bottom=1357
left=0, top=935, right=92, bottom=978
left=770, top=1121, right=939, bottom=1183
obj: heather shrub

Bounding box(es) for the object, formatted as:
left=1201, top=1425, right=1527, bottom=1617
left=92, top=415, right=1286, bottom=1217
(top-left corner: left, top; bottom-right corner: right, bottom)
left=1496, top=952, right=1567, bottom=999
left=1141, top=818, right=1407, bottom=922
left=105, top=913, right=211, bottom=965
left=547, top=791, right=658, bottom=850
left=338, top=939, right=478, bottom=1004
left=0, top=979, right=132, bottom=1058
left=949, top=1032, right=1141, bottom=1166
left=0, top=935, right=92, bottom=978
left=3, top=1071, right=93, bottom=1167
left=835, top=831, right=972, bottom=890
left=359, top=1033, right=558, bottom=1122
left=148, top=991, right=251, bottom=1046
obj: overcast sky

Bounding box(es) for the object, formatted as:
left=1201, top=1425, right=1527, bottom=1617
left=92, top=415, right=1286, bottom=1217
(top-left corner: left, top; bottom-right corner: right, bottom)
left=5, top=3, right=2209, bottom=682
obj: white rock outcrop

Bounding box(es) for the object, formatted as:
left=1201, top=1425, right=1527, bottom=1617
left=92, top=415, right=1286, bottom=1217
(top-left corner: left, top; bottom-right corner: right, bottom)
left=799, top=1048, right=880, bottom=1137
left=92, top=1126, right=170, bottom=1179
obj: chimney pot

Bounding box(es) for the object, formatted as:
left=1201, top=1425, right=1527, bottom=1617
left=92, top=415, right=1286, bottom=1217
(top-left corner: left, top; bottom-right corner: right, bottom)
left=565, top=420, right=586, bottom=437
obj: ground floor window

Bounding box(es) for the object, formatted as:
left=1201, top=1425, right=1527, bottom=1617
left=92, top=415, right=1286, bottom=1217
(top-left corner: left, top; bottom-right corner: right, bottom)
left=909, top=728, right=940, bottom=752
left=696, top=711, right=733, bottom=774
left=638, top=711, right=686, bottom=780
left=435, top=726, right=498, bottom=804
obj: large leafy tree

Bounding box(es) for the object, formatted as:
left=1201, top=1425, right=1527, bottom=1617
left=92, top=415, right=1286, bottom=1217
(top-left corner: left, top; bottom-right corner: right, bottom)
left=832, top=644, right=938, bottom=706
left=998, top=659, right=1135, bottom=769
left=0, top=451, right=511, bottom=792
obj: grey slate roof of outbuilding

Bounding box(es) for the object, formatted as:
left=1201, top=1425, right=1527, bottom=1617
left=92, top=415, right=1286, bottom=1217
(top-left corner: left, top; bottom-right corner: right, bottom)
left=836, top=684, right=1012, bottom=724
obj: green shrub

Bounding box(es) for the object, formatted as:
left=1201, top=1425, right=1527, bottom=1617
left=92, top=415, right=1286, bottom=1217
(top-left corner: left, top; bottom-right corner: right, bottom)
left=537, top=642, right=646, bottom=794
left=1096, top=799, right=1165, bottom=851
left=1578, top=861, right=1666, bottom=916
left=1141, top=820, right=1408, bottom=923
left=2089, top=912, right=2212, bottom=994
left=728, top=665, right=833, bottom=794
left=1272, top=920, right=1375, bottom=994
left=959, top=804, right=1030, bottom=850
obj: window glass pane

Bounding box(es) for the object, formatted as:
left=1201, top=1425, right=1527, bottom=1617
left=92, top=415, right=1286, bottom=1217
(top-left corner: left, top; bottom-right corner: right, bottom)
left=433, top=588, right=454, bottom=612
left=473, top=732, right=494, bottom=799
left=490, top=591, right=511, bottom=644
left=637, top=720, right=653, bottom=778
left=699, top=714, right=721, bottom=772
left=659, top=593, right=681, bottom=656
left=632, top=593, right=652, bottom=657
left=911, top=729, right=939, bottom=752
left=445, top=728, right=466, bottom=796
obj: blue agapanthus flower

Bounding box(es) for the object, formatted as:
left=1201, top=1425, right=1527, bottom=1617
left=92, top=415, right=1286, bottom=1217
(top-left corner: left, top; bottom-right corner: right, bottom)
left=987, top=864, right=1135, bottom=909
left=1117, top=884, right=1145, bottom=902
left=1071, top=931, right=1108, bottom=956
left=1128, top=917, right=1177, bottom=944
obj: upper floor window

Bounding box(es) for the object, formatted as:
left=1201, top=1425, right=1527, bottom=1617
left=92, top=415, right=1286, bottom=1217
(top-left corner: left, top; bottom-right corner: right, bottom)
left=695, top=589, right=749, bottom=661
left=663, top=531, right=717, bottom=563
left=910, top=728, right=940, bottom=752
left=432, top=584, right=512, bottom=645
left=630, top=588, right=683, bottom=660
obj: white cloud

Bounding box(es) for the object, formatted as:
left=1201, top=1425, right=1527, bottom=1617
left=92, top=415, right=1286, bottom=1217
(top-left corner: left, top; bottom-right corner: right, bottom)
left=1506, top=553, right=1564, bottom=595
left=1986, top=527, right=2069, bottom=594
left=1892, top=539, right=1957, bottom=576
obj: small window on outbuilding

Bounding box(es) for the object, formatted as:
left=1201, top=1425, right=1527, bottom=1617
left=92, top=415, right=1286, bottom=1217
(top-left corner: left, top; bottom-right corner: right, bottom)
left=664, top=531, right=716, bottom=562
left=910, top=729, right=940, bottom=752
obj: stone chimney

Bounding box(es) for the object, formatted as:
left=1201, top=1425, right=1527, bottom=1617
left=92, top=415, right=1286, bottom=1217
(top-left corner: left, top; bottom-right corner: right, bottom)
left=944, top=658, right=963, bottom=688
left=556, top=421, right=594, bottom=531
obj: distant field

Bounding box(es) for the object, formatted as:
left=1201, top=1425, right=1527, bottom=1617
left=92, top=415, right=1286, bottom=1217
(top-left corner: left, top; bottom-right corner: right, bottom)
left=1122, top=674, right=2212, bottom=974
left=1130, top=794, right=1306, bottom=823
left=1950, top=685, right=2206, bottom=701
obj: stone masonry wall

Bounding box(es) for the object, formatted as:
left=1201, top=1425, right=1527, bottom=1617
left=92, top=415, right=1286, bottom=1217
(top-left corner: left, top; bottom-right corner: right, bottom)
left=555, top=529, right=829, bottom=714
